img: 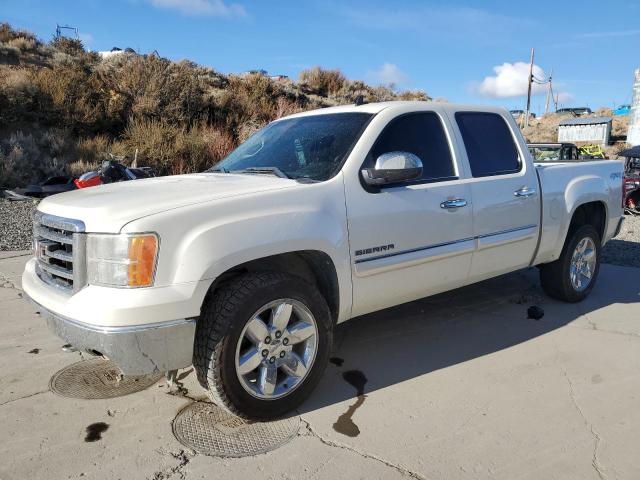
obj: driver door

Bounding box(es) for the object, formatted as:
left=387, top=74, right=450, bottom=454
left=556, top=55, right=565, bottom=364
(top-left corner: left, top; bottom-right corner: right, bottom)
left=345, top=110, right=473, bottom=317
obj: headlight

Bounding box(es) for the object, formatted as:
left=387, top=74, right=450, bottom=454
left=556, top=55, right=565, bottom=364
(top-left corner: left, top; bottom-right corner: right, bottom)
left=87, top=233, right=159, bottom=288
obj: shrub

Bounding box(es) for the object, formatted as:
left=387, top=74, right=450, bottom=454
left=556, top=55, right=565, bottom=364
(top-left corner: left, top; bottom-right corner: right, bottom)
left=0, top=68, right=42, bottom=126
left=0, top=23, right=38, bottom=44
left=66, top=159, right=101, bottom=177
left=274, top=96, right=303, bottom=119
left=397, top=90, right=430, bottom=101
left=51, top=36, right=85, bottom=57
left=0, top=43, right=20, bottom=61
left=214, top=74, right=296, bottom=136
left=75, top=134, right=112, bottom=163
left=196, top=124, right=236, bottom=164
left=113, top=118, right=179, bottom=172
left=111, top=118, right=236, bottom=175
left=0, top=129, right=72, bottom=189
left=299, top=67, right=346, bottom=96
left=7, top=37, right=37, bottom=53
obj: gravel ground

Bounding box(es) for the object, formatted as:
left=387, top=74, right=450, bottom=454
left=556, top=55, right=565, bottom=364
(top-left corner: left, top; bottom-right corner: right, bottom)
left=602, top=214, right=640, bottom=268
left=1, top=197, right=639, bottom=267
left=0, top=199, right=38, bottom=251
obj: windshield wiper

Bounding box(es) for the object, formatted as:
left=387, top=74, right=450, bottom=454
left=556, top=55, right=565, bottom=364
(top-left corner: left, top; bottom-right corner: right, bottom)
left=208, top=166, right=229, bottom=173
left=233, top=167, right=290, bottom=179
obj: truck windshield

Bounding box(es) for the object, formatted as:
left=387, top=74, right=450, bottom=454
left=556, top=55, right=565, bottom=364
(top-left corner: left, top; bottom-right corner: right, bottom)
left=209, top=112, right=373, bottom=181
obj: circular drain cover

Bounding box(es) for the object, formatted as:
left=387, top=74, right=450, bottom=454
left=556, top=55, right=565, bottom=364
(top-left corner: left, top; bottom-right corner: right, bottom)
left=50, top=357, right=163, bottom=399
left=172, top=402, right=301, bottom=457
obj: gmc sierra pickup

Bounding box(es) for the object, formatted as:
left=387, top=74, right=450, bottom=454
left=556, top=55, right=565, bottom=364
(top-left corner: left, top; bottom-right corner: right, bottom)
left=23, top=102, right=624, bottom=419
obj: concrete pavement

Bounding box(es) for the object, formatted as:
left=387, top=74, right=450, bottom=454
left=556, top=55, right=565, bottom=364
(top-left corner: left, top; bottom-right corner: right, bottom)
left=1, top=252, right=639, bottom=479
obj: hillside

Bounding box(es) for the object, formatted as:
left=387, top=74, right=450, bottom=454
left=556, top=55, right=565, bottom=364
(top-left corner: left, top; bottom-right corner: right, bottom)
left=0, top=23, right=429, bottom=189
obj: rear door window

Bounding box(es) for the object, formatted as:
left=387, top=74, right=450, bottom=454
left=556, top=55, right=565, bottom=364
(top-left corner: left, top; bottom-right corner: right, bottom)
left=455, top=112, right=521, bottom=177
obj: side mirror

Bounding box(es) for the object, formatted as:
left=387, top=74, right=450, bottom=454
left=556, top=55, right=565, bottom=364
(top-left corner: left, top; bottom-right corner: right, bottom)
left=361, top=151, right=423, bottom=186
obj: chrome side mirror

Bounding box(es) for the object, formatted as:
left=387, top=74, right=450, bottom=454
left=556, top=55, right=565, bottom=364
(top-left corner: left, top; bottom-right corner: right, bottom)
left=361, top=151, right=423, bottom=186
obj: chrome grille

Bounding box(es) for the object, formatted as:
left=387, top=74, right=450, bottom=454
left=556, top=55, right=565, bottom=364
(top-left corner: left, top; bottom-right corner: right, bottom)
left=33, top=211, right=86, bottom=293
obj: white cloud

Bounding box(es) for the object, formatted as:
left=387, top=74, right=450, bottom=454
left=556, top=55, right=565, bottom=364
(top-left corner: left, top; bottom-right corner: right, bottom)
left=478, top=62, right=545, bottom=98
left=476, top=61, right=572, bottom=103
left=148, top=0, right=246, bottom=17
left=367, top=63, right=408, bottom=87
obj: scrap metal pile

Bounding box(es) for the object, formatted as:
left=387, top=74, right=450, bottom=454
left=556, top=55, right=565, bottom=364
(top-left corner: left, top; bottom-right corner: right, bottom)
left=2, top=159, right=156, bottom=201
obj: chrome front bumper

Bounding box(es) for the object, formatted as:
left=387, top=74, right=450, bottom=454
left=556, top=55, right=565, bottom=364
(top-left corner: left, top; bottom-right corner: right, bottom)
left=24, top=294, right=196, bottom=375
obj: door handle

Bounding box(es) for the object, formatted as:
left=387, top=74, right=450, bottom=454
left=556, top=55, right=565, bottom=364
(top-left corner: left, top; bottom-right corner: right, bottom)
left=440, top=198, right=467, bottom=209
left=514, top=187, right=537, bottom=198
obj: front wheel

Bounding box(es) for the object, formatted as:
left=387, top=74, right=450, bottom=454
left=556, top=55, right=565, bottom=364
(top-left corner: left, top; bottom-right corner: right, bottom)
left=539, top=224, right=601, bottom=303
left=193, top=272, right=332, bottom=420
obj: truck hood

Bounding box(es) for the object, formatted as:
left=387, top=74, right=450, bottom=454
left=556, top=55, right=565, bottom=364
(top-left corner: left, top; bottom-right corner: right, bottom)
left=37, top=173, right=300, bottom=232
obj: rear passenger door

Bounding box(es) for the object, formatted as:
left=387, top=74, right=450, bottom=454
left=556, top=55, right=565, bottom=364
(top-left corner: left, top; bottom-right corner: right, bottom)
left=451, top=111, right=540, bottom=280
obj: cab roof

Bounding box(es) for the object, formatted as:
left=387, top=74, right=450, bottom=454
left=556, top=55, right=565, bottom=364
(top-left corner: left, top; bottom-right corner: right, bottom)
left=282, top=101, right=510, bottom=119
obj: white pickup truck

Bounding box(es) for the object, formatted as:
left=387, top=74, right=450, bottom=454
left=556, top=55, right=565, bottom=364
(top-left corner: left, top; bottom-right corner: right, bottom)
left=23, top=102, right=624, bottom=419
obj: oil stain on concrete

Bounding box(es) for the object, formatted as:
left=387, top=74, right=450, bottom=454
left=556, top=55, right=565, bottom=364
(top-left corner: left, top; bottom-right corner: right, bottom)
left=333, top=370, right=367, bottom=438
left=329, top=357, right=344, bottom=367
left=85, top=422, right=109, bottom=442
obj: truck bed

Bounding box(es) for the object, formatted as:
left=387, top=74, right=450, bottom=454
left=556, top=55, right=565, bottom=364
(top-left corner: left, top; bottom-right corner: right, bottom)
left=533, top=159, right=624, bottom=266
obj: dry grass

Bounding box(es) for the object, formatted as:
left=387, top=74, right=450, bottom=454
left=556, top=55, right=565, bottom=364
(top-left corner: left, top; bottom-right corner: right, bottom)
left=0, top=22, right=434, bottom=188
left=299, top=67, right=346, bottom=96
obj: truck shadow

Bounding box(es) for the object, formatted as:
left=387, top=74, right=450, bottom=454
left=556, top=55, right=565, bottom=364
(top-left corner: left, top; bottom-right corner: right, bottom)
left=601, top=238, right=640, bottom=268
left=297, top=263, right=640, bottom=416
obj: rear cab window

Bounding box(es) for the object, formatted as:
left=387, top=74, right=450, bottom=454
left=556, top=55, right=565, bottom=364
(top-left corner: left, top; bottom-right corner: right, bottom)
left=454, top=112, right=521, bottom=177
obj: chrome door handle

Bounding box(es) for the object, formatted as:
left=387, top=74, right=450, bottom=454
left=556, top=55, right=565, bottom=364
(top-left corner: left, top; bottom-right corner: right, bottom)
left=440, top=198, right=467, bottom=209
left=514, top=187, right=537, bottom=198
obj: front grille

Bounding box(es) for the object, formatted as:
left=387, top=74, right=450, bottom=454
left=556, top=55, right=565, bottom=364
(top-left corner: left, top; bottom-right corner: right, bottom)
left=33, top=211, right=86, bottom=293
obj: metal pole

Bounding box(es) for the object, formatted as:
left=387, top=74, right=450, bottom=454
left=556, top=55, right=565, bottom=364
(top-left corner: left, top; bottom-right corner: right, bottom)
left=525, top=48, right=535, bottom=127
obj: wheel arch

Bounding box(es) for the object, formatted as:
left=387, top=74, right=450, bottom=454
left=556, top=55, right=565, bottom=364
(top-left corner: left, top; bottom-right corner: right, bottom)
left=202, top=250, right=341, bottom=324
left=566, top=200, right=607, bottom=244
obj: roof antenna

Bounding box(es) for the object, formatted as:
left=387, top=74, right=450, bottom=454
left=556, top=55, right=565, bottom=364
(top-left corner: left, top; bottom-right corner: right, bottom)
left=354, top=95, right=366, bottom=106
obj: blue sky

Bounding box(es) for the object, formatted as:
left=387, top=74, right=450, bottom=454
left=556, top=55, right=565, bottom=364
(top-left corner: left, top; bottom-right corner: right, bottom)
left=3, top=0, right=639, bottom=113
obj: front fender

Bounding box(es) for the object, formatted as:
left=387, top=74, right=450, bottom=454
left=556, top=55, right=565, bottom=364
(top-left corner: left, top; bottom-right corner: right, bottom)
left=122, top=176, right=352, bottom=321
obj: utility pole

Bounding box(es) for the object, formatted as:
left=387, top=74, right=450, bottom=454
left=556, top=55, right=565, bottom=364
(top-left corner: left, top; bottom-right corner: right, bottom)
left=525, top=47, right=535, bottom=127
left=545, top=69, right=553, bottom=115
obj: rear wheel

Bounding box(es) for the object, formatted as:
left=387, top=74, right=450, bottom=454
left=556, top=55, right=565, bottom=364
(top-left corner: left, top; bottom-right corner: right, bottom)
left=193, top=272, right=332, bottom=420
left=539, top=224, right=600, bottom=302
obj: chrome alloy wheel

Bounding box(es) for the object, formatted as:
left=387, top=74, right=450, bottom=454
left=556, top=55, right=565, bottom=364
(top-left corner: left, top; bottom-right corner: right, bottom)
left=234, top=299, right=319, bottom=400
left=570, top=237, right=597, bottom=292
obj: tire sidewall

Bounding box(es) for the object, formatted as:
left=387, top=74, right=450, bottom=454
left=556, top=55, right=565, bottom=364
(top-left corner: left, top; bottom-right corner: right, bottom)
left=559, top=225, right=601, bottom=302
left=213, top=274, right=332, bottom=418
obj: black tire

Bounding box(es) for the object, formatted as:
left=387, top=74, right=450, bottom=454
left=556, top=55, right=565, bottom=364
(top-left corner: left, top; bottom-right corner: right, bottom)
left=539, top=224, right=601, bottom=303
left=193, top=271, right=332, bottom=420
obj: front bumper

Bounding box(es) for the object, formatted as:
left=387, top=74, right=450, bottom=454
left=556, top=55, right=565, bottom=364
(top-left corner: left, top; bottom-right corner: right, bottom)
left=24, top=293, right=196, bottom=375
